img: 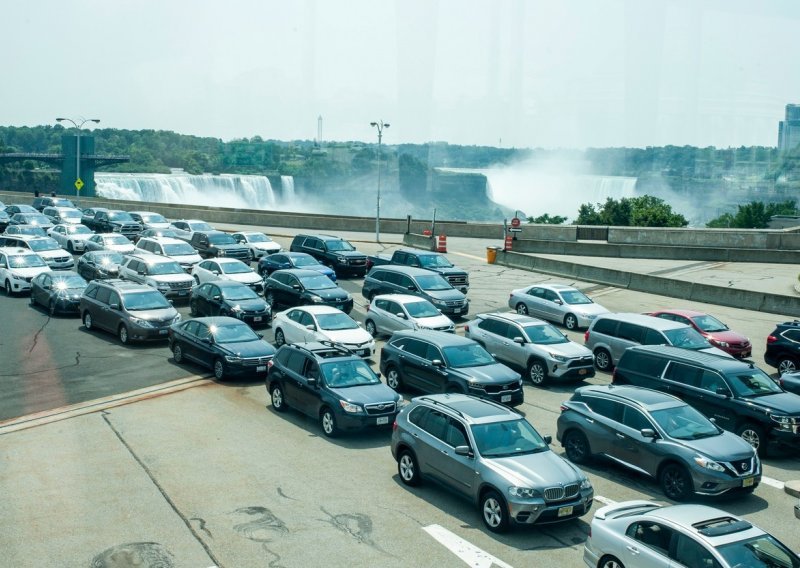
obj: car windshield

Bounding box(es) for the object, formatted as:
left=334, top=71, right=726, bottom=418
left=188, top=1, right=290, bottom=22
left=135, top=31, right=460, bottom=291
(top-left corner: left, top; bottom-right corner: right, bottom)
left=321, top=360, right=380, bottom=388
left=300, top=275, right=336, bottom=290
left=325, top=239, right=355, bottom=251
left=68, top=225, right=93, bottom=235
left=220, top=262, right=252, bottom=274
left=727, top=370, right=783, bottom=398
left=141, top=213, right=167, bottom=223
left=221, top=286, right=259, bottom=301
left=52, top=199, right=74, bottom=207
left=122, top=291, right=171, bottom=311
left=148, top=261, right=183, bottom=275
left=108, top=212, right=135, bottom=222
left=27, top=238, right=60, bottom=252
left=691, top=314, right=729, bottom=332
left=522, top=323, right=568, bottom=344
left=418, top=254, right=453, bottom=268
left=405, top=301, right=440, bottom=318
left=190, top=222, right=214, bottom=231
left=293, top=256, right=318, bottom=267
left=149, top=229, right=179, bottom=238
left=717, top=534, right=800, bottom=568
left=416, top=274, right=453, bottom=291
left=209, top=323, right=260, bottom=343
left=95, top=252, right=124, bottom=265
left=8, top=254, right=47, bottom=268
left=52, top=275, right=87, bottom=291
left=246, top=233, right=271, bottom=243
left=650, top=404, right=721, bottom=440
left=470, top=419, right=548, bottom=458
left=208, top=233, right=236, bottom=245
left=28, top=214, right=51, bottom=225
left=442, top=343, right=495, bottom=368
left=14, top=226, right=46, bottom=236
left=663, top=327, right=711, bottom=350
left=163, top=243, right=196, bottom=255
left=60, top=210, right=82, bottom=219
left=560, top=290, right=593, bottom=304
left=316, top=312, right=358, bottom=331
left=107, top=235, right=130, bottom=245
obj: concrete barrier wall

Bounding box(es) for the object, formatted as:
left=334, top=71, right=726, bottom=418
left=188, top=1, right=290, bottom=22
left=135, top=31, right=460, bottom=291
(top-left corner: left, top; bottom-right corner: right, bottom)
left=403, top=233, right=436, bottom=251
left=608, top=226, right=771, bottom=249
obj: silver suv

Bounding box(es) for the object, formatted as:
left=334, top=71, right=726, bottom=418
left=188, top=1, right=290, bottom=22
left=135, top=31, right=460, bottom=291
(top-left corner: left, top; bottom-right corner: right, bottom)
left=465, top=312, right=595, bottom=386
left=391, top=393, right=593, bottom=533
left=364, top=293, right=455, bottom=337
left=118, top=253, right=194, bottom=300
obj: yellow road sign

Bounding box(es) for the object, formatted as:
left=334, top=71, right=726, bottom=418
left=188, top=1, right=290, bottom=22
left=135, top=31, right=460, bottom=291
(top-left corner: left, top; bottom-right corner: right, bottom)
left=75, top=178, right=84, bottom=191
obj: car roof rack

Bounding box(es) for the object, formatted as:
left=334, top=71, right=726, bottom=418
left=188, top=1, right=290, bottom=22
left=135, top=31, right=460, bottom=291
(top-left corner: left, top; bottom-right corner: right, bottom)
left=417, top=396, right=465, bottom=418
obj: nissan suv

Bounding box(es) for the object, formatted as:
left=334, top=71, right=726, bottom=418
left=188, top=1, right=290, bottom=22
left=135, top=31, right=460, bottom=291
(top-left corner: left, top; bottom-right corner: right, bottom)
left=391, top=393, right=594, bottom=532
left=379, top=330, right=524, bottom=407
left=267, top=342, right=402, bottom=437
left=290, top=233, right=368, bottom=277
left=557, top=385, right=760, bottom=501
left=765, top=320, right=800, bottom=376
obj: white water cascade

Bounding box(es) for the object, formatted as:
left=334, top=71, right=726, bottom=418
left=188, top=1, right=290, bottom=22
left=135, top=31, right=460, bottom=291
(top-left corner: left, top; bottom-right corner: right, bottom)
left=95, top=172, right=277, bottom=209
left=280, top=175, right=295, bottom=201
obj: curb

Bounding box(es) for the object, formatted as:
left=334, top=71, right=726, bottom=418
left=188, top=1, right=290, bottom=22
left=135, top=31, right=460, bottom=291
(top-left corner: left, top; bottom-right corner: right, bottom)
left=786, top=479, right=800, bottom=499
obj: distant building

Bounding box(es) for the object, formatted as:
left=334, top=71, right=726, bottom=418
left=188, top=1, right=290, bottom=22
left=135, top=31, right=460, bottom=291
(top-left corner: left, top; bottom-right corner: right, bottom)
left=778, top=104, right=800, bottom=152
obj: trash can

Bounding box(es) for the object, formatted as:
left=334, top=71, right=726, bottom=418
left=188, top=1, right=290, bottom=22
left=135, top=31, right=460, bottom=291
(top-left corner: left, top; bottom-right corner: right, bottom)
left=486, top=246, right=499, bottom=264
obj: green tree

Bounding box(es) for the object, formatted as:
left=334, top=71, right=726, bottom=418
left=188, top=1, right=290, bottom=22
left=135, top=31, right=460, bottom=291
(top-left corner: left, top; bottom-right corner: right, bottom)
left=576, top=195, right=687, bottom=227
left=706, top=200, right=797, bottom=228
left=527, top=213, right=567, bottom=224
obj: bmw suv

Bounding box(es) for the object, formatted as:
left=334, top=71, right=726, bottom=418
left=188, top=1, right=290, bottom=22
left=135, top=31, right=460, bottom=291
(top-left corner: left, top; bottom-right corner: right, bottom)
left=391, top=393, right=593, bottom=532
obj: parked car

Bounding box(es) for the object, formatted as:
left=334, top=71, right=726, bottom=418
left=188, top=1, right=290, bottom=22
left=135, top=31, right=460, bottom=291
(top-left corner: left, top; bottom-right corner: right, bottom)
left=379, top=330, right=524, bottom=406
left=128, top=211, right=172, bottom=231
left=190, top=258, right=264, bottom=294
left=779, top=371, right=800, bottom=397
left=0, top=209, right=9, bottom=232
left=231, top=231, right=281, bottom=260
left=272, top=305, right=375, bottom=357
left=83, top=233, right=135, bottom=254
left=29, top=271, right=88, bottom=315
left=4, top=224, right=47, bottom=237
left=557, top=385, right=760, bottom=501
left=87, top=210, right=142, bottom=240
left=0, top=247, right=51, bottom=295
left=168, top=316, right=276, bottom=381
left=42, top=206, right=84, bottom=226
left=138, top=228, right=181, bottom=241
left=80, top=207, right=109, bottom=228
left=365, top=249, right=470, bottom=293
left=264, top=268, right=353, bottom=314
left=362, top=265, right=469, bottom=318
left=465, top=312, right=595, bottom=386
left=188, top=230, right=250, bottom=262
left=189, top=280, right=271, bottom=326
left=32, top=196, right=75, bottom=211
left=585, top=312, right=732, bottom=372
left=9, top=212, right=54, bottom=231
left=612, top=345, right=800, bottom=456
left=134, top=236, right=203, bottom=270
left=76, top=250, right=125, bottom=281
left=80, top=279, right=181, bottom=344
left=289, top=233, right=368, bottom=277
left=648, top=309, right=752, bottom=359
left=118, top=253, right=194, bottom=300
left=364, top=293, right=455, bottom=337
left=267, top=342, right=401, bottom=437
left=257, top=251, right=337, bottom=281
left=5, top=204, right=39, bottom=216
left=0, top=235, right=74, bottom=270
left=169, top=219, right=216, bottom=242
left=765, top=320, right=800, bottom=375
left=391, top=393, right=593, bottom=532
left=508, top=283, right=609, bottom=330
left=47, top=224, right=95, bottom=253
left=584, top=500, right=800, bottom=568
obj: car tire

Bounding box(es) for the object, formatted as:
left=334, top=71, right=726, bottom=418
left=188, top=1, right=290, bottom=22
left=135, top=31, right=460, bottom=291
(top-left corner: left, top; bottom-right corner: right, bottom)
left=213, top=358, right=226, bottom=381
left=599, top=556, right=625, bottom=568
left=564, top=313, right=579, bottom=330
left=5, top=279, right=13, bottom=297
left=736, top=422, right=768, bottom=457
left=274, top=329, right=286, bottom=347
left=594, top=348, right=613, bottom=372
left=515, top=302, right=528, bottom=315
left=265, top=291, right=276, bottom=308
left=397, top=450, right=421, bottom=486
left=83, top=311, right=93, bottom=330
left=118, top=324, right=130, bottom=345
left=320, top=407, right=338, bottom=437
left=365, top=319, right=378, bottom=337
left=270, top=384, right=287, bottom=412
left=173, top=343, right=184, bottom=363
left=660, top=463, right=693, bottom=501
left=563, top=430, right=592, bottom=464
left=29, top=294, right=36, bottom=307
left=48, top=300, right=57, bottom=316
left=777, top=357, right=798, bottom=376
left=480, top=489, right=510, bottom=533
left=527, top=358, right=548, bottom=386
left=385, top=366, right=403, bottom=391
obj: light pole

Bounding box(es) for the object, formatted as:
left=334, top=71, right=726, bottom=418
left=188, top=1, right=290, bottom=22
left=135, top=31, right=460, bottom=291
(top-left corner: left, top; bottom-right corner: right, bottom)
left=370, top=120, right=390, bottom=242
left=56, top=117, right=100, bottom=204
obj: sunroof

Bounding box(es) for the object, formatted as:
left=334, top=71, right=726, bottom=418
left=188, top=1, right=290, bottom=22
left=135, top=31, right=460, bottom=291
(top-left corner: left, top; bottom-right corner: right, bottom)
left=694, top=517, right=752, bottom=537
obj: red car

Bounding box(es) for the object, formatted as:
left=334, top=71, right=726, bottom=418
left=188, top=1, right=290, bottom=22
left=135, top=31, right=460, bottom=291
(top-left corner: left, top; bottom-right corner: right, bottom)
left=647, top=309, right=752, bottom=358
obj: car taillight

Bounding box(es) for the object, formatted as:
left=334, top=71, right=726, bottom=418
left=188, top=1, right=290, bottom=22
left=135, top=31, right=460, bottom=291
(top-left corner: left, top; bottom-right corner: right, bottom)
left=584, top=330, right=589, bottom=343
left=366, top=303, right=370, bottom=311
left=559, top=404, right=569, bottom=413
left=464, top=324, right=470, bottom=333
left=767, top=335, right=778, bottom=343
left=392, top=420, right=398, bottom=431
left=267, top=360, right=274, bottom=370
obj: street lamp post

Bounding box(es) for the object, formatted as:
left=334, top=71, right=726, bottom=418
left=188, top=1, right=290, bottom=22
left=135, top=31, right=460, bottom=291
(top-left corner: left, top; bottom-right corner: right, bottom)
left=370, top=120, right=390, bottom=242
left=56, top=117, right=100, bottom=205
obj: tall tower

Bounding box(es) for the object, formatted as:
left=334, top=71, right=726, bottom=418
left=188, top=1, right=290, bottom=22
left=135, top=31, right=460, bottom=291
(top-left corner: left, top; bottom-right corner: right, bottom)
left=317, top=115, right=323, bottom=145
left=778, top=104, right=800, bottom=152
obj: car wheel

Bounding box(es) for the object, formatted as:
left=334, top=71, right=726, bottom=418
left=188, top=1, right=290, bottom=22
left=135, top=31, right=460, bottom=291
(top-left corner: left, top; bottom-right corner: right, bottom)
left=660, top=463, right=693, bottom=501
left=480, top=489, right=510, bottom=533
left=213, top=358, right=226, bottom=381
left=385, top=366, right=403, bottom=391
left=5, top=279, right=13, bottom=297
left=515, top=302, right=528, bottom=315
left=67, top=241, right=74, bottom=254
left=564, top=313, right=579, bottom=330
left=527, top=358, right=548, bottom=386
left=365, top=319, right=377, bottom=337
left=29, top=294, right=36, bottom=307
left=736, top=422, right=768, bottom=457
left=274, top=329, right=286, bottom=347
left=397, top=450, right=421, bottom=486
left=594, top=348, right=613, bottom=372
left=320, top=407, right=338, bottom=438
left=563, top=430, right=592, bottom=464
left=270, top=384, right=287, bottom=412
left=599, top=556, right=625, bottom=568
left=83, top=311, right=93, bottom=330
left=173, top=343, right=184, bottom=363
left=48, top=300, right=57, bottom=316
left=265, top=291, right=276, bottom=308
left=118, top=324, right=130, bottom=345
left=777, top=357, right=797, bottom=375
left=189, top=300, right=198, bottom=317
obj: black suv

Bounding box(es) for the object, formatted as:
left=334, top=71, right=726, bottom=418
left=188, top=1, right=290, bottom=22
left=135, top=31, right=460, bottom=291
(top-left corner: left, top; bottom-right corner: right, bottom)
left=263, top=268, right=353, bottom=313
left=379, top=330, right=524, bottom=406
left=266, top=342, right=402, bottom=437
left=765, top=320, right=800, bottom=375
left=613, top=345, right=800, bottom=456
left=32, top=196, right=75, bottom=211
left=290, top=233, right=367, bottom=277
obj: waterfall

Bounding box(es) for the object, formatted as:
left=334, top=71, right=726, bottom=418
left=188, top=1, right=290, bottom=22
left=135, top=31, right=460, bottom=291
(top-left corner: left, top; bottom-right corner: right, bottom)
left=95, top=173, right=277, bottom=209
left=281, top=175, right=295, bottom=201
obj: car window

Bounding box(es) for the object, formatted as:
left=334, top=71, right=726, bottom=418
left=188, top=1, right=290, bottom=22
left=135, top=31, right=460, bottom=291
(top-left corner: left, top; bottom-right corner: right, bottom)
left=445, top=418, right=469, bottom=448
left=195, top=323, right=212, bottom=341
left=592, top=318, right=617, bottom=335
left=299, top=311, right=315, bottom=327
left=621, top=406, right=653, bottom=431
left=470, top=419, right=548, bottom=457
left=197, top=283, right=212, bottom=296
left=416, top=408, right=449, bottom=441
left=208, top=285, right=222, bottom=298
left=783, top=329, right=800, bottom=342
left=618, top=322, right=644, bottom=343
left=664, top=362, right=703, bottom=388
left=543, top=290, right=559, bottom=302
left=95, top=287, right=112, bottom=304
left=620, top=351, right=669, bottom=376
left=663, top=327, right=710, bottom=350
left=642, top=328, right=668, bottom=345
left=384, top=271, right=404, bottom=286
left=727, top=369, right=783, bottom=397
left=374, top=298, right=389, bottom=311
left=442, top=343, right=495, bottom=368
left=402, top=339, right=429, bottom=358
left=304, top=360, right=320, bottom=381
left=523, top=323, right=568, bottom=344
left=283, top=351, right=307, bottom=374
left=183, top=321, right=200, bottom=336
left=717, top=533, right=800, bottom=568
left=287, top=310, right=303, bottom=323
left=584, top=396, right=623, bottom=422
left=698, top=370, right=728, bottom=394
left=673, top=533, right=721, bottom=568
left=626, top=521, right=674, bottom=557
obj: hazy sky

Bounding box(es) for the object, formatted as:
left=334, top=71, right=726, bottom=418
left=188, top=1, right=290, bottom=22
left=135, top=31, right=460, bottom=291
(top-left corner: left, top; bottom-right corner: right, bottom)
left=3, top=0, right=798, bottom=149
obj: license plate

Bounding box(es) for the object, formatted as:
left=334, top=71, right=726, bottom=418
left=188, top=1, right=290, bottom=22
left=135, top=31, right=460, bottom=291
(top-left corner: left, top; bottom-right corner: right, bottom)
left=359, top=349, right=369, bottom=357
left=179, top=290, right=188, bottom=296
left=159, top=329, right=168, bottom=335
left=578, top=368, right=587, bottom=375
left=742, top=477, right=755, bottom=488
left=501, top=395, right=511, bottom=403
left=377, top=416, right=389, bottom=425
left=742, top=351, right=751, bottom=358
left=558, top=506, right=574, bottom=518
left=256, top=365, right=267, bottom=372
left=254, top=316, right=262, bottom=322
left=453, top=308, right=461, bottom=314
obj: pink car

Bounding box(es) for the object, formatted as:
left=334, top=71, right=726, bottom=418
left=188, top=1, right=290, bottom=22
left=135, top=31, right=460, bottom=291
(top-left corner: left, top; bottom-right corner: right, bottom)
left=648, top=309, right=751, bottom=358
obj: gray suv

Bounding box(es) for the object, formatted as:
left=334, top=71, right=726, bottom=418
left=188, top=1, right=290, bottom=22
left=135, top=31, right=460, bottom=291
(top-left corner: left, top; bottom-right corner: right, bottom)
left=465, top=312, right=595, bottom=386
left=391, top=393, right=594, bottom=533
left=363, top=265, right=469, bottom=318
left=557, top=385, right=760, bottom=501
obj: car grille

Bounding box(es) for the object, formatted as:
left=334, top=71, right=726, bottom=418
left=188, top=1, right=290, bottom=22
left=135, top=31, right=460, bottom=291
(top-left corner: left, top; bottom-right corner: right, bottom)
left=543, top=483, right=580, bottom=503
left=168, top=280, right=192, bottom=289
left=117, top=224, right=141, bottom=236
left=242, top=356, right=273, bottom=366
left=729, top=340, right=751, bottom=348
left=445, top=275, right=468, bottom=287
left=480, top=381, right=521, bottom=394
left=443, top=299, right=466, bottom=308
left=242, top=307, right=269, bottom=316
left=567, top=356, right=595, bottom=368
left=224, top=248, right=250, bottom=260
left=364, top=402, right=396, bottom=415
left=51, top=256, right=71, bottom=263
left=348, top=258, right=367, bottom=267
left=723, top=457, right=755, bottom=477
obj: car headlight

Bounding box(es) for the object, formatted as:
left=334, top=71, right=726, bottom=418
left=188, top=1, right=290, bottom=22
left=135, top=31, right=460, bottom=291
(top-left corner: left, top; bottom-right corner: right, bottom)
left=694, top=454, right=725, bottom=472
left=231, top=304, right=242, bottom=312
left=508, top=487, right=539, bottom=499
left=337, top=256, right=347, bottom=264
left=172, top=314, right=182, bottom=324
left=432, top=299, right=447, bottom=306
left=309, top=294, right=323, bottom=303
left=345, top=293, right=352, bottom=300
left=580, top=477, right=592, bottom=490
left=713, top=339, right=730, bottom=348
left=548, top=352, right=568, bottom=363
left=224, top=355, right=242, bottom=363
left=129, top=317, right=154, bottom=328
left=339, top=400, right=362, bottom=413
left=770, top=414, right=798, bottom=430
left=218, top=249, right=226, bottom=256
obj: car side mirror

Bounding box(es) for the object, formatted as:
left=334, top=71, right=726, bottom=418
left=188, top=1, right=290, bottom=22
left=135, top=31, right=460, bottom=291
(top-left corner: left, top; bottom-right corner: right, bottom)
left=553, top=299, right=563, bottom=305
left=454, top=445, right=474, bottom=458
left=543, top=435, right=552, bottom=445
left=212, top=270, right=220, bottom=275
left=307, top=377, right=317, bottom=387
left=715, top=387, right=730, bottom=397
left=212, top=295, right=221, bottom=301
left=109, top=303, right=120, bottom=310
left=513, top=337, right=525, bottom=344
left=292, top=284, right=301, bottom=290
left=395, top=312, right=406, bottom=319
left=257, top=333, right=264, bottom=339
left=431, top=359, right=445, bottom=367
left=305, top=324, right=316, bottom=331
left=640, top=428, right=657, bottom=439
left=202, top=337, right=213, bottom=344
left=407, top=285, right=416, bottom=291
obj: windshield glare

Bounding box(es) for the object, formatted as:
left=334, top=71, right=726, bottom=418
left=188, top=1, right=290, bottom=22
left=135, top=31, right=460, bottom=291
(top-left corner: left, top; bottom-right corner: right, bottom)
left=442, top=343, right=495, bottom=368
left=142, top=213, right=167, bottom=223
left=220, top=262, right=252, bottom=274
left=325, top=239, right=355, bottom=252
left=148, top=261, right=183, bottom=275
left=190, top=222, right=215, bottom=231
left=728, top=370, right=783, bottom=397
left=717, top=534, right=800, bottom=568
left=651, top=405, right=720, bottom=440
left=418, top=255, right=453, bottom=268
left=208, top=233, right=236, bottom=245
left=9, top=255, right=47, bottom=268
left=560, top=290, right=592, bottom=304
left=294, top=256, right=317, bottom=267
left=123, top=291, right=171, bottom=311
left=53, top=276, right=87, bottom=290
left=210, top=323, right=260, bottom=343
left=61, top=210, right=82, bottom=219
left=416, top=274, right=452, bottom=291
left=321, top=360, right=380, bottom=388
left=222, top=287, right=259, bottom=301
left=97, top=253, right=124, bottom=265
left=68, top=225, right=93, bottom=234
left=471, top=419, right=548, bottom=457
left=663, top=327, right=711, bottom=350
left=109, top=212, right=135, bottom=222
left=316, top=312, right=358, bottom=331
left=28, top=238, right=60, bottom=251
left=523, top=323, right=568, bottom=344
left=247, top=233, right=270, bottom=243
left=163, top=243, right=196, bottom=255
left=301, top=275, right=336, bottom=289
left=692, top=314, right=729, bottom=332
left=107, top=236, right=130, bottom=245
left=405, top=301, right=440, bottom=318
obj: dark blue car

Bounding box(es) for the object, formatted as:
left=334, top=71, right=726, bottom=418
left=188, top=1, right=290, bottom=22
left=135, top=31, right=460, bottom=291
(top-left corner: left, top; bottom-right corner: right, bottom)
left=257, top=252, right=337, bottom=281
left=190, top=280, right=271, bottom=326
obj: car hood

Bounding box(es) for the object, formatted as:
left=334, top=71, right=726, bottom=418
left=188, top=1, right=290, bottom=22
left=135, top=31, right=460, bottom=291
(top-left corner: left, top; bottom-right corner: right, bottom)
left=705, top=330, right=749, bottom=344
left=226, top=272, right=262, bottom=285
left=458, top=363, right=520, bottom=384
left=171, top=253, right=203, bottom=265
left=413, top=314, right=455, bottom=329
left=424, top=289, right=466, bottom=302
left=252, top=242, right=281, bottom=252
left=330, top=250, right=366, bottom=259
left=218, top=339, right=276, bottom=358
left=679, top=431, right=756, bottom=460
left=308, top=265, right=337, bottom=279
left=11, top=266, right=51, bottom=278
left=152, top=273, right=194, bottom=284
left=321, top=327, right=373, bottom=345
left=329, top=382, right=399, bottom=405
left=308, top=287, right=348, bottom=301
left=144, top=222, right=172, bottom=229
left=130, top=307, right=179, bottom=323
left=212, top=243, right=247, bottom=251
left=541, top=340, right=593, bottom=358
left=36, top=249, right=70, bottom=259
left=428, top=266, right=467, bottom=277
left=225, top=298, right=268, bottom=311
left=486, top=449, right=584, bottom=488
left=68, top=234, right=94, bottom=241
left=741, top=391, right=800, bottom=415
left=107, top=244, right=135, bottom=253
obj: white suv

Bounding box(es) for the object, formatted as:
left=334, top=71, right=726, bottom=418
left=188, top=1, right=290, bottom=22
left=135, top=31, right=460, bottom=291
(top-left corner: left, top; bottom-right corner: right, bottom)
left=231, top=231, right=281, bottom=260
left=135, top=236, right=202, bottom=270
left=0, top=247, right=51, bottom=295
left=190, top=258, right=264, bottom=294
left=119, top=253, right=194, bottom=299
left=0, top=234, right=74, bottom=270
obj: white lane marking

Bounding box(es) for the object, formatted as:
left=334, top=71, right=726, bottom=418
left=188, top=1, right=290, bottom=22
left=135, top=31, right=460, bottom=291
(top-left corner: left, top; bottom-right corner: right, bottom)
left=423, top=524, right=514, bottom=568
left=593, top=495, right=617, bottom=506
left=760, top=476, right=785, bottom=490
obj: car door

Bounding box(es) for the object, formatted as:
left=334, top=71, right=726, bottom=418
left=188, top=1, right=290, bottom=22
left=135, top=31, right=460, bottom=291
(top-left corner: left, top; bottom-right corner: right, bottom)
left=435, top=417, right=477, bottom=495
left=474, top=318, right=507, bottom=363
left=192, top=322, right=216, bottom=369
left=622, top=521, right=675, bottom=568
left=279, top=351, right=314, bottom=411
left=282, top=273, right=303, bottom=306
left=409, top=407, right=451, bottom=484
left=392, top=338, right=430, bottom=391
left=192, top=283, right=212, bottom=316
left=381, top=299, right=409, bottom=334
left=524, top=287, right=548, bottom=319
left=280, top=309, right=307, bottom=344
left=91, top=286, right=114, bottom=331
left=670, top=531, right=723, bottom=568
left=614, top=404, right=661, bottom=477
left=677, top=367, right=735, bottom=431
left=612, top=322, right=645, bottom=363
left=33, top=273, right=50, bottom=307
left=176, top=321, right=202, bottom=363
left=579, top=395, right=624, bottom=458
